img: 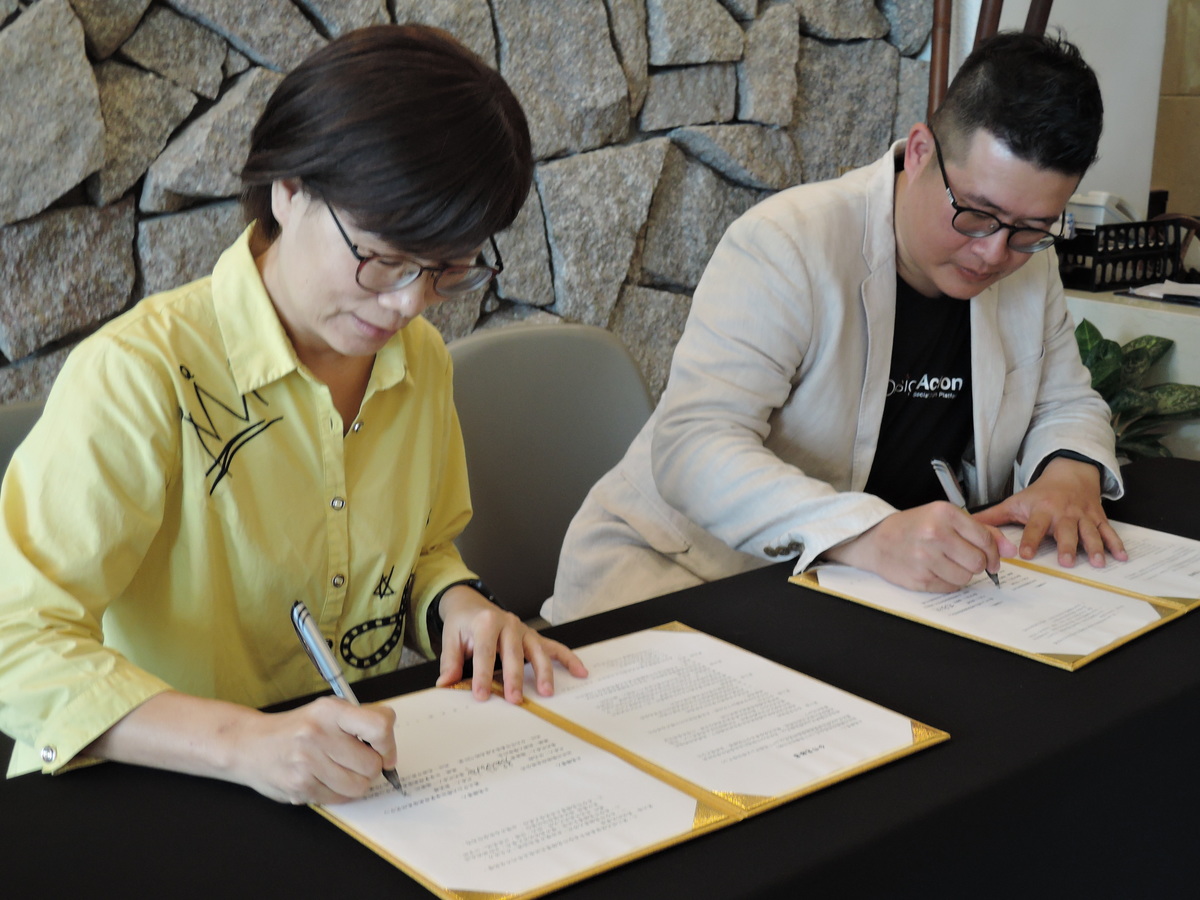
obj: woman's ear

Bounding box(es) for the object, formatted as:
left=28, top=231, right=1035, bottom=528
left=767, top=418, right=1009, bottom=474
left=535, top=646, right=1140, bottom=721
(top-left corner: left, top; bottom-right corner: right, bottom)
left=270, top=178, right=307, bottom=230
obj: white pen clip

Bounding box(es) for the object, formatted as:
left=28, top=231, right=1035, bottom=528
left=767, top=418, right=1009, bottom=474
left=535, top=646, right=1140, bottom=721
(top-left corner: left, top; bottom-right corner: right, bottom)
left=930, top=458, right=1000, bottom=587
left=930, top=457, right=967, bottom=508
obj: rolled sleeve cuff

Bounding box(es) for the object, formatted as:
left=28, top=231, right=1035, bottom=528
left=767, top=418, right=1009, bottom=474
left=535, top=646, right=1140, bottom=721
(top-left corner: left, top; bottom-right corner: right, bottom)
left=1025, top=448, right=1124, bottom=500
left=775, top=493, right=898, bottom=574
left=29, top=668, right=172, bottom=776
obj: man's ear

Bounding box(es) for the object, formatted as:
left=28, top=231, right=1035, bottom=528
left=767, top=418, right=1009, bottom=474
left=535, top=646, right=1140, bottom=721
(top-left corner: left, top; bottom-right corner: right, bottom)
left=270, top=178, right=306, bottom=229
left=904, top=123, right=937, bottom=180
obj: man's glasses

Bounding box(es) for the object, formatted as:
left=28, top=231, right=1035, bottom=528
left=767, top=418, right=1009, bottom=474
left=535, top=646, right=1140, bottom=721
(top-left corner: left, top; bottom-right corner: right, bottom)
left=929, top=129, right=1066, bottom=254
left=324, top=199, right=503, bottom=297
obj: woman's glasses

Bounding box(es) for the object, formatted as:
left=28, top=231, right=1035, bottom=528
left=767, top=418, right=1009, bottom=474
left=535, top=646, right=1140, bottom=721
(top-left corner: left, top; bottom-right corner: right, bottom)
left=324, top=199, right=503, bottom=296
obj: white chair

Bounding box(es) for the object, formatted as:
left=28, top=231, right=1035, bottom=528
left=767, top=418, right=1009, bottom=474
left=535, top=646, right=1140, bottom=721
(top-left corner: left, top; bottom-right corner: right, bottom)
left=448, top=323, right=654, bottom=621
left=0, top=400, right=43, bottom=477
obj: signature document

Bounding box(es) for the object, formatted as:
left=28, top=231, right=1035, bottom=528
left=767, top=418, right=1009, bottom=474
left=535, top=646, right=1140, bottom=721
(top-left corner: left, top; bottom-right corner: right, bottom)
left=794, top=521, right=1195, bottom=670
left=313, top=624, right=946, bottom=899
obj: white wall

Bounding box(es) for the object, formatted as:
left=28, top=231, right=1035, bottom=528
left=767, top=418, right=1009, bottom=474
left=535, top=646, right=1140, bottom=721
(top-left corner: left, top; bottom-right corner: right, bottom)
left=934, top=0, right=1169, bottom=219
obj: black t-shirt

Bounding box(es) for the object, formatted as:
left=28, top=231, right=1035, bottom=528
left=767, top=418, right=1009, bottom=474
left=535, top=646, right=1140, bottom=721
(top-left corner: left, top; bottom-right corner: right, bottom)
left=863, top=277, right=973, bottom=509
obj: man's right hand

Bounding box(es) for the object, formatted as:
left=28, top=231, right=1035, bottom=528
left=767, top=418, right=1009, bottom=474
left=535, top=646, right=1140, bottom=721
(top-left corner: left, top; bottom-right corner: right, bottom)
left=822, top=501, right=1016, bottom=592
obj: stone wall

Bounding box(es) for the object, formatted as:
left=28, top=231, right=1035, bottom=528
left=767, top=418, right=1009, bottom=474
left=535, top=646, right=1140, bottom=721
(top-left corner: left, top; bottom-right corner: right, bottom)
left=0, top=0, right=931, bottom=404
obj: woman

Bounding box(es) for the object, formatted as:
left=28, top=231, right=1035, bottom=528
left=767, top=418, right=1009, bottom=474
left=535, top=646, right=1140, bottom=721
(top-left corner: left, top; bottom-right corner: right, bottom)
left=0, top=25, right=584, bottom=804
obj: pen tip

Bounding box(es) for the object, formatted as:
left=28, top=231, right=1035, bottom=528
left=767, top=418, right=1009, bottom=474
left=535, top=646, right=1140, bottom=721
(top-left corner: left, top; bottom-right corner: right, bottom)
left=988, top=571, right=1001, bottom=587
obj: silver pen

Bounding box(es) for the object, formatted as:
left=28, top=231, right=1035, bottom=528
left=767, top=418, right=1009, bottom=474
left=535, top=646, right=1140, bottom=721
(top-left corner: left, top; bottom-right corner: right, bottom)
left=290, top=600, right=403, bottom=792
left=930, top=457, right=1001, bottom=587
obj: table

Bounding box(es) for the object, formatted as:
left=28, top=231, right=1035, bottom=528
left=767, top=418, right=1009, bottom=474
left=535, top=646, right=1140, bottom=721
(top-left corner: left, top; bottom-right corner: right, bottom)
left=2, top=459, right=1198, bottom=898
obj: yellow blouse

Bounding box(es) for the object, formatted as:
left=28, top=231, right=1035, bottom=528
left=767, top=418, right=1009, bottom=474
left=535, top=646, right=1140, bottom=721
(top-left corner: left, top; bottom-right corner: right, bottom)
left=0, top=228, right=477, bottom=775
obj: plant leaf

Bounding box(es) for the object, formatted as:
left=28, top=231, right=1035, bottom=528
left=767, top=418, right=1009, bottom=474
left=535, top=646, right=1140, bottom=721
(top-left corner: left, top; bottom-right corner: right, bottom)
left=1085, top=339, right=1124, bottom=397
left=1078, top=321, right=1200, bottom=440
left=1075, top=318, right=1103, bottom=357
left=1117, top=417, right=1168, bottom=440
left=1146, top=383, right=1200, bottom=417
left=1120, top=346, right=1152, bottom=387
left=1121, top=334, right=1173, bottom=367
left=1108, top=387, right=1154, bottom=418
left=1117, top=437, right=1174, bottom=460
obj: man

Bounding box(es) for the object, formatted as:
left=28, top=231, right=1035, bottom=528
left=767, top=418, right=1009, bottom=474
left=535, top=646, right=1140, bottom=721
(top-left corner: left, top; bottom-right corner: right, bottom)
left=545, top=32, right=1126, bottom=624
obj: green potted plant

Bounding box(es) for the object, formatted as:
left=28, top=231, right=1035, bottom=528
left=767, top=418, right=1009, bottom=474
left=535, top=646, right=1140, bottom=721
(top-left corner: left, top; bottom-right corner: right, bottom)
left=1075, top=318, right=1200, bottom=460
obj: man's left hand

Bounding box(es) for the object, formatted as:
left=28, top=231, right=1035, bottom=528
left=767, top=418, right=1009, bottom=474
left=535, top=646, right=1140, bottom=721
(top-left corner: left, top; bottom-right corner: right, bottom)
left=974, top=457, right=1127, bottom=567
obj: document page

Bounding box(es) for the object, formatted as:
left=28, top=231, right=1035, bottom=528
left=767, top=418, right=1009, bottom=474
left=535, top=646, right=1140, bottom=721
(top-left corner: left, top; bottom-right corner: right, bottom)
left=523, top=627, right=924, bottom=804
left=1001, top=521, right=1200, bottom=604
left=814, top=564, right=1163, bottom=659
left=319, top=688, right=712, bottom=898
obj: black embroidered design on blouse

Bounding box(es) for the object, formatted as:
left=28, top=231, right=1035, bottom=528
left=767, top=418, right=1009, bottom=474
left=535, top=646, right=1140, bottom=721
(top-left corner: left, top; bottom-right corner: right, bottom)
left=341, top=569, right=412, bottom=669
left=178, top=365, right=283, bottom=495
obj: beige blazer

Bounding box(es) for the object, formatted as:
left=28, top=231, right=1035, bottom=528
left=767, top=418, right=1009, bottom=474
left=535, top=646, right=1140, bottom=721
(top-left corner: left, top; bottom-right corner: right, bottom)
left=546, top=143, right=1121, bottom=624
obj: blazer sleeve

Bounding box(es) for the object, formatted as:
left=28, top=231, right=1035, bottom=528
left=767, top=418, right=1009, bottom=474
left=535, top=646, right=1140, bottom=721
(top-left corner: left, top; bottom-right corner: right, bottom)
left=1013, top=250, right=1122, bottom=498
left=649, top=211, right=896, bottom=568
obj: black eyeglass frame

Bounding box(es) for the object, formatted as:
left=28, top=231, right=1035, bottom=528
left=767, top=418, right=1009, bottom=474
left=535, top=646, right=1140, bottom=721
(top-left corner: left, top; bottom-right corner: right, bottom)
left=928, top=128, right=1065, bottom=254
left=323, top=198, right=504, bottom=296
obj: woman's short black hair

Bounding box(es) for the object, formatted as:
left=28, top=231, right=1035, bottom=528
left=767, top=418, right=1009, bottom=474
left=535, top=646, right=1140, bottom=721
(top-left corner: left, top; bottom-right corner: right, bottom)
left=931, top=31, right=1103, bottom=177
left=241, top=24, right=533, bottom=257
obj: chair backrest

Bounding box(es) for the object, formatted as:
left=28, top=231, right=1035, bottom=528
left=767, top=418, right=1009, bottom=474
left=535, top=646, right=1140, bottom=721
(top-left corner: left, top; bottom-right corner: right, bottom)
left=0, top=401, right=43, bottom=477
left=927, top=0, right=1054, bottom=118
left=448, top=323, right=654, bottom=620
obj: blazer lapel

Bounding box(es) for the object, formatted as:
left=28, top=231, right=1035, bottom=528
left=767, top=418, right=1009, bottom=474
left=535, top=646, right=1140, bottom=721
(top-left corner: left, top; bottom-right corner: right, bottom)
left=851, top=149, right=902, bottom=491
left=969, top=284, right=1004, bottom=503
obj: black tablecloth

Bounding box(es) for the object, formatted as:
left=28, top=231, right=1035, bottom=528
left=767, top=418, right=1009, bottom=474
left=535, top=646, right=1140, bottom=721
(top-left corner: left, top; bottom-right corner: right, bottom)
left=2, top=458, right=1197, bottom=898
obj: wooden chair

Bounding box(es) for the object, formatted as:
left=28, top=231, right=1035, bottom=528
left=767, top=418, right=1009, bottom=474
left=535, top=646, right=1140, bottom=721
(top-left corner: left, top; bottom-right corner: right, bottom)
left=928, top=0, right=1056, bottom=118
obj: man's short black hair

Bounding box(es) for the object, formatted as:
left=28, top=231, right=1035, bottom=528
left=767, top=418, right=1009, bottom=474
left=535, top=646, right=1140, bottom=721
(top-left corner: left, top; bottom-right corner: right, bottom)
left=930, top=31, right=1103, bottom=177
left=241, top=24, right=533, bottom=257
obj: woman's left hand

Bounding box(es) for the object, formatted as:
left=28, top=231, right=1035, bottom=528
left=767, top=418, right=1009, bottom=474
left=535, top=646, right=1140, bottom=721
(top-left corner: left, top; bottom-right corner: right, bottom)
left=434, top=585, right=588, bottom=702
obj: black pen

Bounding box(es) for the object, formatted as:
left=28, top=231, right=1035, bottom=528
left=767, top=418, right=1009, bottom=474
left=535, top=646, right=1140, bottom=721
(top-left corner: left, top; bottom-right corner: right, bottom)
left=1162, top=293, right=1200, bottom=307
left=930, top=458, right=1001, bottom=587
left=291, top=600, right=404, bottom=792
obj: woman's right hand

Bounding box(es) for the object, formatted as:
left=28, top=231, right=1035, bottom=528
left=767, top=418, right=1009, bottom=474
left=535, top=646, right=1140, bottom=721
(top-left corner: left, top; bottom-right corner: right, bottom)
left=230, top=697, right=398, bottom=804
left=84, top=691, right=398, bottom=805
